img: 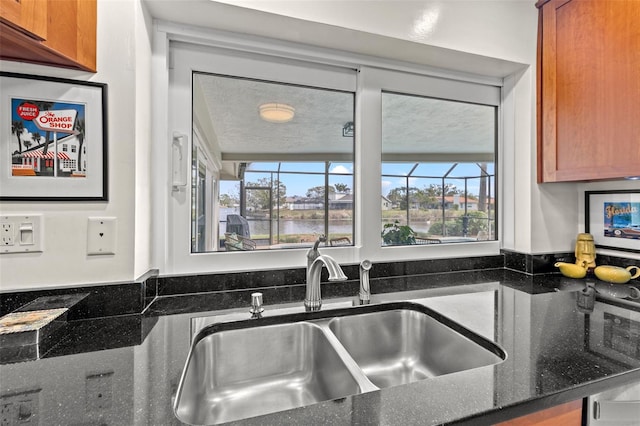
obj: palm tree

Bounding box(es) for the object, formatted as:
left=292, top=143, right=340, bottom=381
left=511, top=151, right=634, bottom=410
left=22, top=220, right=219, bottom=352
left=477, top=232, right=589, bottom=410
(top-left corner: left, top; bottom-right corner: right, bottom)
left=31, top=132, right=41, bottom=150
left=74, top=118, right=85, bottom=171
left=478, top=162, right=488, bottom=212
left=11, top=120, right=24, bottom=153
left=32, top=101, right=54, bottom=154
left=23, top=140, right=33, bottom=150
left=334, top=183, right=350, bottom=194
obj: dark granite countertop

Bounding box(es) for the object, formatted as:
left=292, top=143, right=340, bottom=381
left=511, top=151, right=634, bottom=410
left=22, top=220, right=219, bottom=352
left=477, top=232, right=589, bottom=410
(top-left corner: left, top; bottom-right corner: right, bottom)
left=1, top=269, right=640, bottom=425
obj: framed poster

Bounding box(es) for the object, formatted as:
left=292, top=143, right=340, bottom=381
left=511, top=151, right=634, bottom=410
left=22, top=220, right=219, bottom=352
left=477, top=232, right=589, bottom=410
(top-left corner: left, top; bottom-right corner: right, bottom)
left=585, top=190, right=640, bottom=253
left=0, top=72, right=108, bottom=201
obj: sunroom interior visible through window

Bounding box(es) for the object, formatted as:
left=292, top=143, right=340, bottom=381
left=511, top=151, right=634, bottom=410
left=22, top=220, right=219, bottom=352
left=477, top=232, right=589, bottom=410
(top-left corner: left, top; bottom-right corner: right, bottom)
left=381, top=92, right=497, bottom=246
left=191, top=72, right=355, bottom=253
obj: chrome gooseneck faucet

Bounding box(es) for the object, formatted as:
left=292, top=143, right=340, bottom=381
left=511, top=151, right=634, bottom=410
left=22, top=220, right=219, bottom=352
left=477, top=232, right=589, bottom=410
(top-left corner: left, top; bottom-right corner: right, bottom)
left=305, top=235, right=347, bottom=311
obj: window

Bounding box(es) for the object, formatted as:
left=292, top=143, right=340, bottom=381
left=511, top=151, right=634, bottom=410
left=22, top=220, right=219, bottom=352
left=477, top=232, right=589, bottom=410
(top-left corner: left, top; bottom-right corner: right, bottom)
left=381, top=92, right=497, bottom=246
left=62, top=144, right=68, bottom=152
left=163, top=40, right=501, bottom=275
left=192, top=73, right=355, bottom=252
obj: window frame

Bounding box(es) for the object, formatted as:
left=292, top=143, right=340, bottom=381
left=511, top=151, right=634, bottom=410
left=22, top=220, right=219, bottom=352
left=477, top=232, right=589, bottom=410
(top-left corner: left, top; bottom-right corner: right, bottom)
left=164, top=42, right=359, bottom=274
left=154, top=33, right=503, bottom=276
left=379, top=92, right=498, bottom=246
left=356, top=67, right=501, bottom=263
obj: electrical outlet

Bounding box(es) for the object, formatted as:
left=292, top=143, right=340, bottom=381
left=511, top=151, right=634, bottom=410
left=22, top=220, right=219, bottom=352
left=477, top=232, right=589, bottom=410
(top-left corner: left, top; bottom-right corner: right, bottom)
left=1, top=223, right=14, bottom=246
left=0, top=389, right=40, bottom=426
left=85, top=371, right=113, bottom=412
left=0, top=215, right=42, bottom=254
left=87, top=217, right=117, bottom=255
left=1, top=402, right=15, bottom=426
left=16, top=398, right=36, bottom=424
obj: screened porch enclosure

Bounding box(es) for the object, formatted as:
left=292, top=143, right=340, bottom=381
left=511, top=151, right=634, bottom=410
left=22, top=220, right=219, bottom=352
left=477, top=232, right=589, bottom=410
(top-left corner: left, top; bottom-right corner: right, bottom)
left=381, top=162, right=495, bottom=246
left=218, top=161, right=354, bottom=250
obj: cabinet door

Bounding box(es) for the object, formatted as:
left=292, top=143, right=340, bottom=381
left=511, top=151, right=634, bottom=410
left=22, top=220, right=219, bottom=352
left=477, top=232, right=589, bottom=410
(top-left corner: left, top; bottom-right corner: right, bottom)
left=0, top=0, right=47, bottom=40
left=495, top=399, right=583, bottom=425
left=0, top=0, right=96, bottom=72
left=537, top=0, right=640, bottom=182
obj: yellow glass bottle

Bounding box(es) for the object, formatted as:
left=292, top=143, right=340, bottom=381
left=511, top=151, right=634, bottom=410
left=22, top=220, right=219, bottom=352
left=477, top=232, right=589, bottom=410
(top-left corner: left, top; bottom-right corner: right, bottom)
left=575, top=233, right=596, bottom=270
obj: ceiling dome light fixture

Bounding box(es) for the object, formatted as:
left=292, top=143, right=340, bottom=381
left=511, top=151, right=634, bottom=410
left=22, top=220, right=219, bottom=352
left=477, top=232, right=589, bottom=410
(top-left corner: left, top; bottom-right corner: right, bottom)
left=259, top=103, right=295, bottom=123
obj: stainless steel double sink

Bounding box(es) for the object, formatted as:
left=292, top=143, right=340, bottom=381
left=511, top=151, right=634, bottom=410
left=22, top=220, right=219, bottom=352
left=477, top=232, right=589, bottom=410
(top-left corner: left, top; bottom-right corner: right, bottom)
left=174, top=301, right=506, bottom=425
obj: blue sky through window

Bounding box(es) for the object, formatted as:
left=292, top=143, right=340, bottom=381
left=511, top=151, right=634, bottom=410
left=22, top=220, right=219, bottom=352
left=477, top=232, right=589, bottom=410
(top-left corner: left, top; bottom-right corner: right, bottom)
left=220, top=161, right=493, bottom=200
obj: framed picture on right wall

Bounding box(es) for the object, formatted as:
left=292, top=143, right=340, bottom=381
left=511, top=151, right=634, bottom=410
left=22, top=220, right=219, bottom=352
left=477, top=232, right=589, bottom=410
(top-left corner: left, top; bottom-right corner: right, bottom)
left=585, top=190, right=640, bottom=253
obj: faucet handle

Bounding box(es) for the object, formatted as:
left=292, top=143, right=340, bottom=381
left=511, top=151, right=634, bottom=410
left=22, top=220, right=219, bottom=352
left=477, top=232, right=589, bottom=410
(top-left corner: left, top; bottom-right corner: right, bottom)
left=312, top=234, right=327, bottom=250
left=250, top=292, right=264, bottom=318
left=360, top=259, right=372, bottom=272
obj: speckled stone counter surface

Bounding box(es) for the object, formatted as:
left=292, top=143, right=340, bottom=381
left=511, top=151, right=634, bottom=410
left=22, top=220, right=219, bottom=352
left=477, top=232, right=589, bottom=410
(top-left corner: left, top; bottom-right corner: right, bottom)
left=1, top=269, right=640, bottom=425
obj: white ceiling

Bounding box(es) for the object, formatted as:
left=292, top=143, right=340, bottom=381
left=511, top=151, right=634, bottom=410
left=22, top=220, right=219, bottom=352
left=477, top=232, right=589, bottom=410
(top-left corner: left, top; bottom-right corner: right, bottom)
left=194, top=73, right=496, bottom=162
left=195, top=73, right=354, bottom=159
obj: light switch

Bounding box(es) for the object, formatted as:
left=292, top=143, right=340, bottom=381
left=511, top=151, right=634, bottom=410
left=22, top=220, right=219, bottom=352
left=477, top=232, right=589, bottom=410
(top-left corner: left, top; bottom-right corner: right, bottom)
left=87, top=217, right=117, bottom=255
left=20, top=223, right=34, bottom=245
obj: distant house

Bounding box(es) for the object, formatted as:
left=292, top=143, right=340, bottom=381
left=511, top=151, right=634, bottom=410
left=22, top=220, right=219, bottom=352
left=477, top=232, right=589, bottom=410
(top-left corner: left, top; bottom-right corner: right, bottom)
left=446, top=195, right=478, bottom=210
left=427, top=195, right=494, bottom=211
left=284, top=196, right=323, bottom=210
left=283, top=193, right=355, bottom=210
left=329, top=193, right=352, bottom=210
left=381, top=195, right=392, bottom=210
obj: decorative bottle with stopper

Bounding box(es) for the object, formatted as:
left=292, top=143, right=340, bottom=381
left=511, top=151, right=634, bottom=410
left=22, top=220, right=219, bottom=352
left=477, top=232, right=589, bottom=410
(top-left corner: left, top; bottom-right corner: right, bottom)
left=575, top=233, right=596, bottom=270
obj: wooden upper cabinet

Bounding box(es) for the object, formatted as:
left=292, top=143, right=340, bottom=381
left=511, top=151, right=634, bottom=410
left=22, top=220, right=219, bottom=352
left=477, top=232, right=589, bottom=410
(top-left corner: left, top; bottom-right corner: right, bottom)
left=536, top=0, right=640, bottom=182
left=0, top=0, right=96, bottom=72
left=0, top=0, right=47, bottom=40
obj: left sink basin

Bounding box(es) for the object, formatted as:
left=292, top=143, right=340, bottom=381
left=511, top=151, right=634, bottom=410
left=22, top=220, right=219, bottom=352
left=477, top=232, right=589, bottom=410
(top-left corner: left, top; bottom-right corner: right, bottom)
left=174, top=321, right=362, bottom=425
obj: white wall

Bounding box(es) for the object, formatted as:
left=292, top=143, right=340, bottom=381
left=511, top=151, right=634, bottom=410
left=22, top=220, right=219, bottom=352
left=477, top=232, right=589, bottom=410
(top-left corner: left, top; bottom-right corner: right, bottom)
left=134, top=1, right=154, bottom=278
left=213, top=0, right=535, bottom=65
left=0, top=0, right=153, bottom=290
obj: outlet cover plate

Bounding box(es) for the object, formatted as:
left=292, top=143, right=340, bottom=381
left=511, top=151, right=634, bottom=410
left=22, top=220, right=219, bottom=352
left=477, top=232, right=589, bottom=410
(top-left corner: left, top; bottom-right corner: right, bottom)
left=85, top=371, right=113, bottom=412
left=87, top=217, right=117, bottom=255
left=0, top=388, right=41, bottom=425
left=0, top=214, right=42, bottom=254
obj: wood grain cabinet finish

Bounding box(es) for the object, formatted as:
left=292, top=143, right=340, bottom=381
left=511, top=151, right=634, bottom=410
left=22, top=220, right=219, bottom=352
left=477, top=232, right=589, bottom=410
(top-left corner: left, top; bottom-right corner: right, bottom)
left=0, top=0, right=47, bottom=40
left=0, top=0, right=96, bottom=72
left=494, top=399, right=583, bottom=426
left=536, top=0, right=640, bottom=182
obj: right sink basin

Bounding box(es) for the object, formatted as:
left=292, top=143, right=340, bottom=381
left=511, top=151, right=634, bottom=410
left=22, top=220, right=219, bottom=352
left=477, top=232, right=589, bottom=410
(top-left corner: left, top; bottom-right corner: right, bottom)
left=328, top=307, right=506, bottom=388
